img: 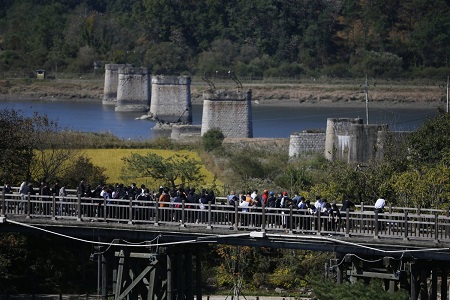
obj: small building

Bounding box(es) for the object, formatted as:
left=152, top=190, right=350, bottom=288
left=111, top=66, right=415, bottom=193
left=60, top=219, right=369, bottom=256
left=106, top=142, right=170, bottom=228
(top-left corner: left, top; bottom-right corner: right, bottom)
left=35, top=69, right=46, bottom=80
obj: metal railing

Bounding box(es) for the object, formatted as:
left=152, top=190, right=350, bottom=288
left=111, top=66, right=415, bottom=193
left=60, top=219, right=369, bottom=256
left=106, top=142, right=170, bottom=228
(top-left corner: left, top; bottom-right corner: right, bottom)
left=2, top=191, right=450, bottom=243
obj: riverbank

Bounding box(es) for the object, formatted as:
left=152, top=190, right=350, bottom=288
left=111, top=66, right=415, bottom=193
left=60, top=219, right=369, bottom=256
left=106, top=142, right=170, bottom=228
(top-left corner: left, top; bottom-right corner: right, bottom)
left=0, top=78, right=446, bottom=109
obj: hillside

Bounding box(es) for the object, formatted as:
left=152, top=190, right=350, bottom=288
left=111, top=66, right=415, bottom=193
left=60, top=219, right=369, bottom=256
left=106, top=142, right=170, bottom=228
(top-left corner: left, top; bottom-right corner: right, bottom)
left=0, top=1, right=449, bottom=80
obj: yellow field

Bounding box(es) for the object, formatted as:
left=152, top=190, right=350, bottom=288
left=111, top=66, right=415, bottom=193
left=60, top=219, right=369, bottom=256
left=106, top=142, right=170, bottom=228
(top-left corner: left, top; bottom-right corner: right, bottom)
left=82, top=149, right=219, bottom=190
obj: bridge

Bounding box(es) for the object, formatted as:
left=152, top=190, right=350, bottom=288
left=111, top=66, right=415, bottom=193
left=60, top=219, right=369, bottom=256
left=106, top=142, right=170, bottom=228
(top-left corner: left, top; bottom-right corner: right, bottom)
left=1, top=190, right=450, bottom=300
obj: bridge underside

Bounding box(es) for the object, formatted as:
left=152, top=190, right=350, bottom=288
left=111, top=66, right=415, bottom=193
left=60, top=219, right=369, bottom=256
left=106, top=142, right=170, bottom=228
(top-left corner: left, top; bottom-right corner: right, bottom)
left=3, top=217, right=450, bottom=299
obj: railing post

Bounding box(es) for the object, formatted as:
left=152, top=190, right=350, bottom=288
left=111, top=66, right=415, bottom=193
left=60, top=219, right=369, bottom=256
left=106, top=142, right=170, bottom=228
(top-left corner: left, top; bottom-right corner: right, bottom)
left=234, top=202, right=239, bottom=231
left=103, top=197, right=107, bottom=222
left=26, top=193, right=31, bottom=219
left=51, top=193, right=56, bottom=221
left=345, top=209, right=350, bottom=237
left=206, top=201, right=212, bottom=230
left=1, top=189, right=5, bottom=218
left=154, top=197, right=159, bottom=226
left=404, top=211, right=408, bottom=240
left=317, top=210, right=321, bottom=234
left=77, top=194, right=82, bottom=221
left=180, top=200, right=186, bottom=228
left=435, top=213, right=439, bottom=242
left=360, top=202, right=364, bottom=212
left=261, top=202, right=266, bottom=233
left=128, top=198, right=133, bottom=225
left=446, top=207, right=450, bottom=238
left=374, top=209, right=379, bottom=239
left=289, top=205, right=293, bottom=234
left=389, top=203, right=392, bottom=214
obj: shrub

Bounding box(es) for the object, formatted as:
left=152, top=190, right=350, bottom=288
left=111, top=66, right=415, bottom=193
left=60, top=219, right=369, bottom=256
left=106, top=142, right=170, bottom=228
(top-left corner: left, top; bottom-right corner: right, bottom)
left=202, top=128, right=225, bottom=152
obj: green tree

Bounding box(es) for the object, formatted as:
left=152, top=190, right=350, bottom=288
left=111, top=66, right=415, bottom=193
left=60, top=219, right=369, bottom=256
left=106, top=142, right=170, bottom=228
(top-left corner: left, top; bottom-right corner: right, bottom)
left=0, top=108, right=35, bottom=184
left=144, top=42, right=189, bottom=75
left=121, top=152, right=205, bottom=190
left=309, top=274, right=409, bottom=300
left=202, top=128, right=225, bottom=152
left=60, top=156, right=109, bottom=189
left=408, top=109, right=450, bottom=164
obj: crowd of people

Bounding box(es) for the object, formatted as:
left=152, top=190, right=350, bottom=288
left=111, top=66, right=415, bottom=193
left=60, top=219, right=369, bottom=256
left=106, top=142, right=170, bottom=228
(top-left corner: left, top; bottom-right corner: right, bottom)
left=227, top=189, right=358, bottom=231
left=11, top=179, right=378, bottom=232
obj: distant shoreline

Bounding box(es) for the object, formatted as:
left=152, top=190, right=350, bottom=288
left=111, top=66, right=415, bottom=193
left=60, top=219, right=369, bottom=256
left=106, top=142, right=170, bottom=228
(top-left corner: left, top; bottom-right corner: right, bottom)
left=0, top=94, right=444, bottom=110
left=0, top=76, right=446, bottom=110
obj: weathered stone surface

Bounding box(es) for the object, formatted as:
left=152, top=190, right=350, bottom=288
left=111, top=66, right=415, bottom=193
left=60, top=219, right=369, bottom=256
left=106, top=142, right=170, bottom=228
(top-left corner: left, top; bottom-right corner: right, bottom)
left=115, top=67, right=150, bottom=112
left=149, top=75, right=192, bottom=123
left=201, top=89, right=253, bottom=138
left=102, top=64, right=131, bottom=105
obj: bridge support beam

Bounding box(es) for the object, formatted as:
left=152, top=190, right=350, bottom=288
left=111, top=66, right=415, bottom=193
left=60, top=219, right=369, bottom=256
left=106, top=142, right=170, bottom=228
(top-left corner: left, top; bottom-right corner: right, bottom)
left=441, top=268, right=448, bottom=300
left=112, top=245, right=201, bottom=300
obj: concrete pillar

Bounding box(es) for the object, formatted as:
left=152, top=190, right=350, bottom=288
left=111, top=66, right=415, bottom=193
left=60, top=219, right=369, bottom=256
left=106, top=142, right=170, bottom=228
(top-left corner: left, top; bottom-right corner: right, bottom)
left=115, top=67, right=150, bottom=112
left=103, top=63, right=131, bottom=105
left=149, top=75, right=192, bottom=123
left=201, top=89, right=253, bottom=138
left=325, top=118, right=389, bottom=163
left=324, top=118, right=362, bottom=162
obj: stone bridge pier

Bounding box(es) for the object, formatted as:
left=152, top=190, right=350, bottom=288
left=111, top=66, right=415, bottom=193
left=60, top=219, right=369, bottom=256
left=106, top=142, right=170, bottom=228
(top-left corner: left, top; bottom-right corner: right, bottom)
left=98, top=243, right=203, bottom=300
left=115, top=67, right=151, bottom=112
left=103, top=64, right=131, bottom=105
left=149, top=76, right=192, bottom=124
left=201, top=89, right=253, bottom=138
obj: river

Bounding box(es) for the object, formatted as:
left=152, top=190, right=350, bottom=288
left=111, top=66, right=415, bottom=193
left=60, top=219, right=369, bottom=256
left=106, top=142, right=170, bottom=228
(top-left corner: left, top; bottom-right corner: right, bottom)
left=0, top=99, right=439, bottom=140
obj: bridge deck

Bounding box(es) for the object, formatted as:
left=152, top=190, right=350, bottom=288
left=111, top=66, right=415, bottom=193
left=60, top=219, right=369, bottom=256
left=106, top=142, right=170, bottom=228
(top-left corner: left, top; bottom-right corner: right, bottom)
left=1, top=192, right=450, bottom=260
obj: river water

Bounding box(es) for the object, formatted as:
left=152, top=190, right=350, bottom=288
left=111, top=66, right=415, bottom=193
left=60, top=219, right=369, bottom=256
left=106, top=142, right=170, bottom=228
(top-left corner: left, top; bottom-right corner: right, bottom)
left=0, top=99, right=439, bottom=140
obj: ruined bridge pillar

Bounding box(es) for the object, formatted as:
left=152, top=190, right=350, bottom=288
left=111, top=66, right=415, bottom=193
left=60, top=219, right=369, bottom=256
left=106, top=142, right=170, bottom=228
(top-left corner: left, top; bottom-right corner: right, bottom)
left=201, top=89, right=253, bottom=138
left=103, top=63, right=131, bottom=105
left=149, top=75, right=192, bottom=124
left=115, top=67, right=151, bottom=112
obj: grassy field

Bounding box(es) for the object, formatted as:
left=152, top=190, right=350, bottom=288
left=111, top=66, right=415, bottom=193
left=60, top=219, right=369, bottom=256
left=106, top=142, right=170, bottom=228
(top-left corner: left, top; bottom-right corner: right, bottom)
left=82, top=148, right=219, bottom=191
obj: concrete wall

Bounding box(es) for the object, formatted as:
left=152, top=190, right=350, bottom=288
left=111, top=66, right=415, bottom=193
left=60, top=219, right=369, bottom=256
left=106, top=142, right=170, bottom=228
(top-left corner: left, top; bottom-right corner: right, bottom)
left=115, top=67, right=150, bottom=112
left=324, top=118, right=390, bottom=163
left=149, top=76, right=192, bottom=123
left=103, top=64, right=131, bottom=105
left=201, top=89, right=253, bottom=138
left=171, top=124, right=202, bottom=141
left=325, top=118, right=363, bottom=162
left=353, top=124, right=389, bottom=162
left=289, top=131, right=326, bottom=157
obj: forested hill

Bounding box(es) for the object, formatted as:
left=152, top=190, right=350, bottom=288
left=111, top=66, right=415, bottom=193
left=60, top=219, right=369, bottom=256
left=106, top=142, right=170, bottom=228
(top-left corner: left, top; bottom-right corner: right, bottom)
left=0, top=0, right=449, bottom=79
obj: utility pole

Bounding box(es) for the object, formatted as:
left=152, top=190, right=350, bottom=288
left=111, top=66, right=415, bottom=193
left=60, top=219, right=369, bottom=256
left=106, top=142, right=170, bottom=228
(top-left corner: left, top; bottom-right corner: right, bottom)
left=365, top=73, right=369, bottom=124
